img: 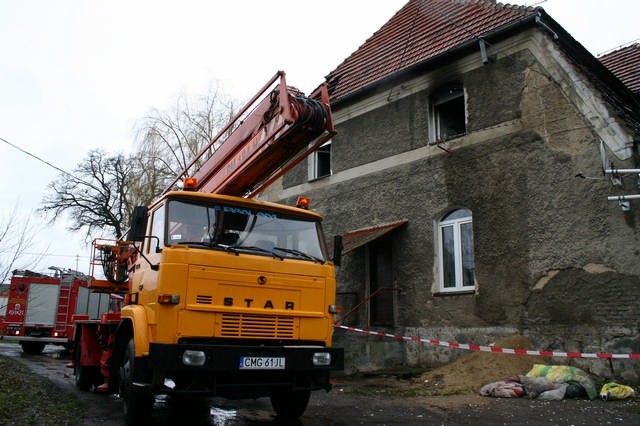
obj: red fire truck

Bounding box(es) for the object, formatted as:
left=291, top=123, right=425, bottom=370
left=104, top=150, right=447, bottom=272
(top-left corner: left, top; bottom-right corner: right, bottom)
left=1, top=268, right=111, bottom=354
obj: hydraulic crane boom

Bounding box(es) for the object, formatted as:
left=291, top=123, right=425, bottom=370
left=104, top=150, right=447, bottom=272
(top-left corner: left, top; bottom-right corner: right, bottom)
left=89, top=71, right=335, bottom=292
left=163, top=71, right=335, bottom=197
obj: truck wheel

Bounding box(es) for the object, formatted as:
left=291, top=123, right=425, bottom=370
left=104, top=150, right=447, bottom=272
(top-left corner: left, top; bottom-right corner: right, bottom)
left=120, top=339, right=153, bottom=425
left=270, top=389, right=310, bottom=420
left=20, top=341, right=45, bottom=354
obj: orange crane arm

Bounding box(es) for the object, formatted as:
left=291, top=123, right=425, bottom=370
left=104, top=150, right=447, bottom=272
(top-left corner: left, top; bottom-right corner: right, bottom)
left=91, top=72, right=335, bottom=288
left=163, top=71, right=335, bottom=197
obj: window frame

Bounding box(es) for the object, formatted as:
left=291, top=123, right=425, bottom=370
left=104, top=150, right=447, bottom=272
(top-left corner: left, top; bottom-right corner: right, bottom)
left=437, top=209, right=475, bottom=293
left=147, top=204, right=165, bottom=254
left=429, top=83, right=467, bottom=144
left=308, top=140, right=332, bottom=180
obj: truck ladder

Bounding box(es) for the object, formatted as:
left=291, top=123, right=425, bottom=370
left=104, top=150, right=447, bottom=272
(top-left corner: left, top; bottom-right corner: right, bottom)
left=55, top=278, right=72, bottom=332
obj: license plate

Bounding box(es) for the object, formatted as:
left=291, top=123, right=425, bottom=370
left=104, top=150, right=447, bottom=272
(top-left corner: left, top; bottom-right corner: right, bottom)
left=239, top=356, right=285, bottom=370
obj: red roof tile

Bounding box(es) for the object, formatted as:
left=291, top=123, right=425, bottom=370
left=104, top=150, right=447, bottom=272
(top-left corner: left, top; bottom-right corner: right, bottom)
left=599, top=43, right=640, bottom=94
left=325, top=0, right=538, bottom=102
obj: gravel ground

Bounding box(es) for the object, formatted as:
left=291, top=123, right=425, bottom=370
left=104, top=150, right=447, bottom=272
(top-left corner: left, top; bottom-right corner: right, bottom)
left=1, top=345, right=639, bottom=425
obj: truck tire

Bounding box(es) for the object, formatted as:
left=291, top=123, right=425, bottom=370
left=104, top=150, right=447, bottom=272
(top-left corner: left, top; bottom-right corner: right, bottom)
left=270, top=389, right=310, bottom=420
left=20, top=341, right=45, bottom=355
left=120, top=338, right=153, bottom=425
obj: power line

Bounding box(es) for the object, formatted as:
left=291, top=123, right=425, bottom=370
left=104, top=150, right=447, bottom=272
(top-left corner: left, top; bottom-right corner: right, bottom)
left=19, top=252, right=90, bottom=258
left=0, top=135, right=95, bottom=188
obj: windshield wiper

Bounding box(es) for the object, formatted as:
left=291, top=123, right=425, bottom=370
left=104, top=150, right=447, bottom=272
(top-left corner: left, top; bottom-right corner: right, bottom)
left=176, top=241, right=240, bottom=255
left=273, top=247, right=324, bottom=264
left=234, top=245, right=284, bottom=260
left=176, top=241, right=213, bottom=248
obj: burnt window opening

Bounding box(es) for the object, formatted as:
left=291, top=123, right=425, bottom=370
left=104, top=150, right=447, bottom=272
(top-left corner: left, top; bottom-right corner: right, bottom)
left=430, top=83, right=466, bottom=143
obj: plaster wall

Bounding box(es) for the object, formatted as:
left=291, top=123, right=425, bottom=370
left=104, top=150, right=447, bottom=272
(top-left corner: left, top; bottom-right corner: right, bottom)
left=279, top=35, right=640, bottom=379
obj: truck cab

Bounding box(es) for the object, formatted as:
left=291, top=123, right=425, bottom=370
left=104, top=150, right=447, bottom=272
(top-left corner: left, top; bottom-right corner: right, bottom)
left=114, top=191, right=343, bottom=422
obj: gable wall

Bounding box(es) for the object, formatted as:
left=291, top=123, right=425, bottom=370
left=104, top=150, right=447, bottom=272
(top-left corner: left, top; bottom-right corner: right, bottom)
left=279, top=30, right=640, bottom=380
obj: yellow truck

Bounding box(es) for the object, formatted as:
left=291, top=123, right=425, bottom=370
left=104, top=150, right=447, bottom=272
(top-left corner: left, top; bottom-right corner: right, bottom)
left=71, top=72, right=343, bottom=424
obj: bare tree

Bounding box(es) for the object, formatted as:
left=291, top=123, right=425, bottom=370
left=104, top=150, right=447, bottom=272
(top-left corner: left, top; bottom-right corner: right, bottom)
left=0, top=203, right=47, bottom=284
left=133, top=83, right=238, bottom=195
left=40, top=150, right=133, bottom=240
left=128, top=143, right=175, bottom=208
left=39, top=83, right=239, bottom=246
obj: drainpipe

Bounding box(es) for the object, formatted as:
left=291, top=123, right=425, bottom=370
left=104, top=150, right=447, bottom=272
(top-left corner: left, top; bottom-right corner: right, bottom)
left=535, top=13, right=559, bottom=41
left=479, top=38, right=493, bottom=64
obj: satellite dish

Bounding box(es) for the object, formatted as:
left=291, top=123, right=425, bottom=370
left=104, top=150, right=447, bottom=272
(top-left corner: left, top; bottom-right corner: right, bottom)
left=599, top=141, right=610, bottom=175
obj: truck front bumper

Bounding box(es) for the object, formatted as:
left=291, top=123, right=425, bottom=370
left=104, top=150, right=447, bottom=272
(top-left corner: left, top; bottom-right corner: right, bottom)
left=146, top=343, right=344, bottom=398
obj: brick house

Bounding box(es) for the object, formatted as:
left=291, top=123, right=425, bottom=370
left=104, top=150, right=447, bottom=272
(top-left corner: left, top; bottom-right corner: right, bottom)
left=276, top=0, right=640, bottom=381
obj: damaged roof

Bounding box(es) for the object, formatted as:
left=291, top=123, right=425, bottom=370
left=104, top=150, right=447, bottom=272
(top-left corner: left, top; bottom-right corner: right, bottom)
left=325, top=0, right=539, bottom=103
left=599, top=43, right=640, bottom=95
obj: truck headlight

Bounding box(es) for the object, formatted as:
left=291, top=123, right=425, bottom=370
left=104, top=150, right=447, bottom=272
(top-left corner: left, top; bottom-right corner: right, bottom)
left=312, top=352, right=332, bottom=366
left=182, top=350, right=206, bottom=366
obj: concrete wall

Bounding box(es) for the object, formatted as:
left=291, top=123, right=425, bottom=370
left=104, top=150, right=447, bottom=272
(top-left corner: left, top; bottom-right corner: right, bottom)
left=280, top=37, right=640, bottom=380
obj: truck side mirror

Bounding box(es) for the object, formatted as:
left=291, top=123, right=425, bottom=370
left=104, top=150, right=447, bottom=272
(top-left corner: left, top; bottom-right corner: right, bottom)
left=332, top=235, right=343, bottom=267
left=128, top=206, right=149, bottom=242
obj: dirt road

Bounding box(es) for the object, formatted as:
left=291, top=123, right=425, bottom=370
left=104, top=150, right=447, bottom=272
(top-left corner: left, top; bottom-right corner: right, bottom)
left=1, top=343, right=638, bottom=425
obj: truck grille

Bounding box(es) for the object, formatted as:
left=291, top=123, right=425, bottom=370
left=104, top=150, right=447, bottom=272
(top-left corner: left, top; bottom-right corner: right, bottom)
left=218, top=313, right=296, bottom=339
left=196, top=295, right=213, bottom=304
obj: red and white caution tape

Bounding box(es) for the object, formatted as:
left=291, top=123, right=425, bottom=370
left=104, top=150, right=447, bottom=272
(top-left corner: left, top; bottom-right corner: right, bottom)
left=334, top=324, right=640, bottom=359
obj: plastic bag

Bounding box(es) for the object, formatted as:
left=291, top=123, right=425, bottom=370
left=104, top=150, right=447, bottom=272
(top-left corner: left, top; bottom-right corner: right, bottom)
left=600, top=382, right=636, bottom=400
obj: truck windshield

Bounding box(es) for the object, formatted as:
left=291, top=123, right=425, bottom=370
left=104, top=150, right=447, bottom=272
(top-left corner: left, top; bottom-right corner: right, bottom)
left=165, top=199, right=326, bottom=262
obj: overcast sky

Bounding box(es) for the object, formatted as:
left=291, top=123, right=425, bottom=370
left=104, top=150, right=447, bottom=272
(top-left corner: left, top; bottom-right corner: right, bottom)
left=1, top=0, right=638, bottom=277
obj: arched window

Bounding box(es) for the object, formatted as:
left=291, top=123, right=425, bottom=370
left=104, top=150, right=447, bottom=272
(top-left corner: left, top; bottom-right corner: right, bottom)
left=437, top=209, right=475, bottom=293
